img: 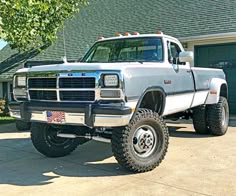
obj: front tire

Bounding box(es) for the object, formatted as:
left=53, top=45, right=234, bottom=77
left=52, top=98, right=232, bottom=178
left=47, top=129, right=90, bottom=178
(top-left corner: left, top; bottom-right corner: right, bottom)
left=207, top=97, right=229, bottom=136
left=31, top=122, right=78, bottom=157
left=112, top=109, right=169, bottom=173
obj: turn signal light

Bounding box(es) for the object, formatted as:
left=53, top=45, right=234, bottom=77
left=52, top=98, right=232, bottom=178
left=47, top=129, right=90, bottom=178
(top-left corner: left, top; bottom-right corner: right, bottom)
left=98, top=36, right=104, bottom=40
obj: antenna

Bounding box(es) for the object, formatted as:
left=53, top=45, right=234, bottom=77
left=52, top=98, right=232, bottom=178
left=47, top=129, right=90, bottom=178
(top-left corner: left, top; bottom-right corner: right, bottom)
left=62, top=24, right=67, bottom=63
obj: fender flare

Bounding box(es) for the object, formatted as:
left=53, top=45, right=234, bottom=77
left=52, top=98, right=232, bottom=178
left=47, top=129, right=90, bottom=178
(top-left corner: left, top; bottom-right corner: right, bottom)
left=205, top=78, right=227, bottom=104
left=131, top=86, right=166, bottom=119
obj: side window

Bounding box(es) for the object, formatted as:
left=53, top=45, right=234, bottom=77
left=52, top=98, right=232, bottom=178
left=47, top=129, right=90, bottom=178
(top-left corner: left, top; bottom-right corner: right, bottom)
left=167, top=41, right=186, bottom=65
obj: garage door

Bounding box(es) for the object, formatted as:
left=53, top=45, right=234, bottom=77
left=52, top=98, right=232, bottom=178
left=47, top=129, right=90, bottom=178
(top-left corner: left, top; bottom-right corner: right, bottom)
left=195, top=43, right=236, bottom=114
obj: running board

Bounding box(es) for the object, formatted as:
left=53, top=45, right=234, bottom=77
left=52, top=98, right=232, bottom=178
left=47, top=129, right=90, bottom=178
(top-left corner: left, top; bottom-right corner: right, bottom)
left=57, top=133, right=111, bottom=143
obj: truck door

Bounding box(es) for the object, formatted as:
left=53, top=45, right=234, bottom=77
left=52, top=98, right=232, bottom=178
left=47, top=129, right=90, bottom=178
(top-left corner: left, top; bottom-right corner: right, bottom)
left=163, top=40, right=195, bottom=115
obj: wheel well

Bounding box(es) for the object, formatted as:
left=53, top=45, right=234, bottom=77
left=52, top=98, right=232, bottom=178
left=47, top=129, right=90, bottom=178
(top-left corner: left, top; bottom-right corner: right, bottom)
left=139, top=91, right=165, bottom=114
left=220, top=84, right=228, bottom=99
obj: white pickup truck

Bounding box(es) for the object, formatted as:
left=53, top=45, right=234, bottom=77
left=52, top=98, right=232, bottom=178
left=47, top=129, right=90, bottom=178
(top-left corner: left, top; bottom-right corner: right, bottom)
left=9, top=31, right=229, bottom=173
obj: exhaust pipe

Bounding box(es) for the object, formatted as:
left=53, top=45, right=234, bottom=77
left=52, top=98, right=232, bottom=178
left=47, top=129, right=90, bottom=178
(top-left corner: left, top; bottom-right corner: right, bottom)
left=91, top=136, right=111, bottom=143
left=57, top=133, right=77, bottom=138
left=57, top=133, right=111, bottom=143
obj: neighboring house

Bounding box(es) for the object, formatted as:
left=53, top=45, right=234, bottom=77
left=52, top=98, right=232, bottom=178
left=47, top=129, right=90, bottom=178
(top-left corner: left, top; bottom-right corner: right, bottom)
left=0, top=0, right=236, bottom=113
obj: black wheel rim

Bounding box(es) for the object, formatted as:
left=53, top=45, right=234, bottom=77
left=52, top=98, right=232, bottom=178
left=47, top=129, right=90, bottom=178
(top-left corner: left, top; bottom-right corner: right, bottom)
left=44, top=126, right=72, bottom=147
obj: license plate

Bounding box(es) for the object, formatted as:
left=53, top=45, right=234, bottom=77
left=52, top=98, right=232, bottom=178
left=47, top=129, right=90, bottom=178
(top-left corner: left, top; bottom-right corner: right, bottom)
left=46, top=111, right=65, bottom=123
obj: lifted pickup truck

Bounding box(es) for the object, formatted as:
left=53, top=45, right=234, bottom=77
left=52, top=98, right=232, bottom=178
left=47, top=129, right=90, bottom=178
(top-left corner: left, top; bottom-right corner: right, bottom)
left=9, top=31, right=229, bottom=172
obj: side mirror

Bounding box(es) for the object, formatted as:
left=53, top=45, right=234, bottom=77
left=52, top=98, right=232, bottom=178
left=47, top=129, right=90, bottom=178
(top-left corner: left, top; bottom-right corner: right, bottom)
left=179, top=51, right=194, bottom=63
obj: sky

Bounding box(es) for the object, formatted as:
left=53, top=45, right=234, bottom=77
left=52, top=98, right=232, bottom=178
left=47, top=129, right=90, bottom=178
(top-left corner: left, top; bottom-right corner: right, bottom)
left=0, top=39, right=7, bottom=50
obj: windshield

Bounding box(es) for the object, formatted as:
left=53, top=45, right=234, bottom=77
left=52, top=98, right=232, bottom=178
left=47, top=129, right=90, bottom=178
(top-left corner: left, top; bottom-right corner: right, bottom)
left=81, top=37, right=163, bottom=63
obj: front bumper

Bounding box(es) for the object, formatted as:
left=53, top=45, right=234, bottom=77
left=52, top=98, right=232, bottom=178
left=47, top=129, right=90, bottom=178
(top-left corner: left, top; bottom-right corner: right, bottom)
left=9, top=101, right=132, bottom=127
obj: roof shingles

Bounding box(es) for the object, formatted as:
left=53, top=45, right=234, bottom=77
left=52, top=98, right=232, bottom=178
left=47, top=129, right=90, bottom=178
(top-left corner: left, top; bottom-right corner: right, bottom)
left=1, top=0, right=236, bottom=79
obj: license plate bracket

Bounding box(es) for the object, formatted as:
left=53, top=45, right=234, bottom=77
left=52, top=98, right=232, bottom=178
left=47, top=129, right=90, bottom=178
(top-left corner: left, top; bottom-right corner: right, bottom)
left=46, top=111, right=65, bottom=123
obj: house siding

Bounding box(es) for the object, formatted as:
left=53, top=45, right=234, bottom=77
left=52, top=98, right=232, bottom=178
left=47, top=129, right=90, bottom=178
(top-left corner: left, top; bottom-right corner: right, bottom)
left=183, top=37, right=236, bottom=67
left=187, top=38, right=236, bottom=52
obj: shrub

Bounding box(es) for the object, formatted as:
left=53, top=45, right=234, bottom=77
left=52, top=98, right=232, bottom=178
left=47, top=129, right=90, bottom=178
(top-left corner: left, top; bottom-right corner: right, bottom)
left=0, top=99, right=9, bottom=116
left=0, top=99, right=6, bottom=114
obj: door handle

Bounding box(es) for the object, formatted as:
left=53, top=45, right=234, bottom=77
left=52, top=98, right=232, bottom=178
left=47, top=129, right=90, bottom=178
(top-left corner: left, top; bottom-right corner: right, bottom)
left=186, top=70, right=192, bottom=73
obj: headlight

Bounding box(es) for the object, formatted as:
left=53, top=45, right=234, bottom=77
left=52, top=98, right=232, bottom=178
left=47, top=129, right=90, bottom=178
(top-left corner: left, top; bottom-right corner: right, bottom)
left=103, top=74, right=119, bottom=87
left=16, top=76, right=26, bottom=87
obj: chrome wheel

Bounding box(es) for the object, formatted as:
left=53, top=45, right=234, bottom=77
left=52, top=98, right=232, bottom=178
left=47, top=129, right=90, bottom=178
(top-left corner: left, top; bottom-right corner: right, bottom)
left=132, top=125, right=157, bottom=158
left=222, top=107, right=226, bottom=126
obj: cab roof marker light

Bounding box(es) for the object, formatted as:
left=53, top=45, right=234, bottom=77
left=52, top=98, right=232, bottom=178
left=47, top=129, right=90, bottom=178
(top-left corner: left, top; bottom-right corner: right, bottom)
left=157, top=30, right=163, bottom=35
left=116, top=33, right=123, bottom=37
left=133, top=32, right=140, bottom=35
left=124, top=32, right=131, bottom=36
left=98, top=36, right=105, bottom=40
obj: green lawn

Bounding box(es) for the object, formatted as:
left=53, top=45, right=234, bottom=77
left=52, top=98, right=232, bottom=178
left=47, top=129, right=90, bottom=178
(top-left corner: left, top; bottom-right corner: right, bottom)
left=0, top=116, right=16, bottom=124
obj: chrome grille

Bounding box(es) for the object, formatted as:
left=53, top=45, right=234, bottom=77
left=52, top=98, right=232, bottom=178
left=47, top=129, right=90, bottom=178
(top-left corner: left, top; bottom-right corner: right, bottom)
left=60, top=91, right=95, bottom=101
left=28, top=76, right=96, bottom=102
left=59, top=77, right=95, bottom=88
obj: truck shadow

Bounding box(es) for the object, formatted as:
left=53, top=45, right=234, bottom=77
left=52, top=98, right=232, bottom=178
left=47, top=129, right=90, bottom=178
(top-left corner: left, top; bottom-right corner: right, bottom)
left=168, top=125, right=215, bottom=138
left=0, top=138, right=132, bottom=187
left=229, top=120, right=236, bottom=127
left=0, top=123, right=225, bottom=187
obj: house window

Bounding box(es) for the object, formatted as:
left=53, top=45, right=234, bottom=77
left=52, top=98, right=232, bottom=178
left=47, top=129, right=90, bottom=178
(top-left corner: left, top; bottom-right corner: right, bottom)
left=0, top=82, right=3, bottom=98
left=2, top=82, right=8, bottom=99
left=2, top=82, right=14, bottom=101
left=9, top=83, right=15, bottom=101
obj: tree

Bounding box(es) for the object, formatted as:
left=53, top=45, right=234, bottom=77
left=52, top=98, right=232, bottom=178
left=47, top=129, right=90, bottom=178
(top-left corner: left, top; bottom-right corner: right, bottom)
left=0, top=0, right=88, bottom=51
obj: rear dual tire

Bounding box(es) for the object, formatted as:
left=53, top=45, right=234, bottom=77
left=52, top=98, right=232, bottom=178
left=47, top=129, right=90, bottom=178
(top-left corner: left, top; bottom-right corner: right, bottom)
left=192, top=105, right=209, bottom=134
left=207, top=96, right=229, bottom=136
left=193, top=97, right=229, bottom=136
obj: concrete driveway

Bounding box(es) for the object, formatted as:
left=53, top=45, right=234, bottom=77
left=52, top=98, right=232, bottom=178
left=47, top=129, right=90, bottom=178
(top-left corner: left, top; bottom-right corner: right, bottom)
left=0, top=122, right=236, bottom=196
